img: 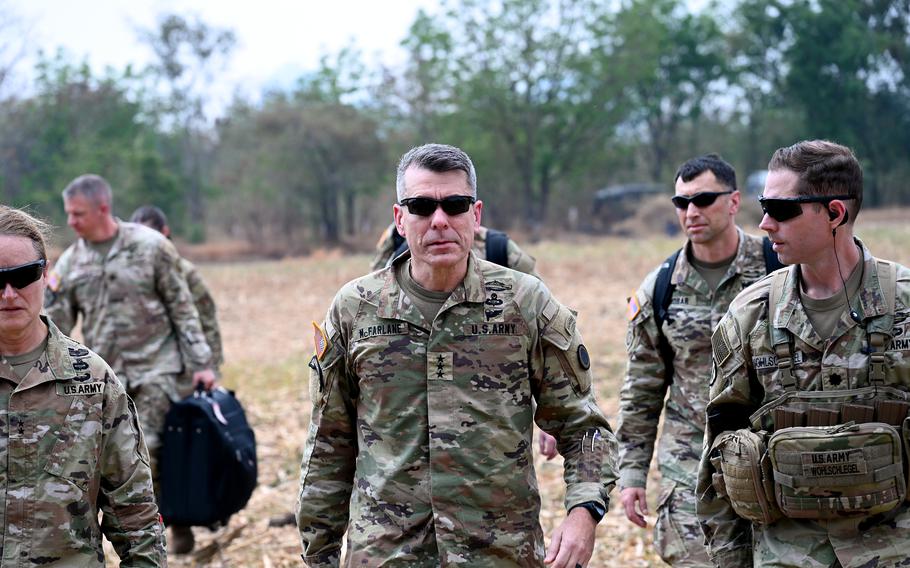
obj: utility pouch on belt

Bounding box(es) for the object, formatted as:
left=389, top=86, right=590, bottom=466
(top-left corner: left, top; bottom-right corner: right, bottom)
left=710, top=429, right=782, bottom=525
left=768, top=422, right=905, bottom=520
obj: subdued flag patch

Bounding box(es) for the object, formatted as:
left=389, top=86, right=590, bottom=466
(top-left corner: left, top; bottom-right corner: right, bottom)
left=627, top=291, right=641, bottom=321
left=313, top=321, right=329, bottom=361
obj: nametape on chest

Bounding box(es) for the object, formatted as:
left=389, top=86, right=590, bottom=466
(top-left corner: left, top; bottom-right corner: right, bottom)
left=56, top=382, right=104, bottom=396
left=752, top=351, right=805, bottom=371
left=463, top=322, right=521, bottom=335
left=354, top=322, right=410, bottom=341
left=802, top=449, right=867, bottom=478
left=670, top=294, right=696, bottom=306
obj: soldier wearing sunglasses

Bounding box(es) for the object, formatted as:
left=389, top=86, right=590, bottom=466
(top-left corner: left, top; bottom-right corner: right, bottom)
left=0, top=205, right=166, bottom=566
left=44, top=174, right=216, bottom=554
left=698, top=140, right=910, bottom=567
left=618, top=154, right=778, bottom=566
left=298, top=143, right=617, bottom=568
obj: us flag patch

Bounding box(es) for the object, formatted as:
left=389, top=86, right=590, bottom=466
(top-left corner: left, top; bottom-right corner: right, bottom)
left=627, top=291, right=641, bottom=321
left=312, top=321, right=329, bottom=361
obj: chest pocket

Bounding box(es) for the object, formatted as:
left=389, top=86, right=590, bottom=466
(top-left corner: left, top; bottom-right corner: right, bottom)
left=43, top=390, right=104, bottom=493
left=68, top=264, right=103, bottom=309
left=351, top=321, right=419, bottom=383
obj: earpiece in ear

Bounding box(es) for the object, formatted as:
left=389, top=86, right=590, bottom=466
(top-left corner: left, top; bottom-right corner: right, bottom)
left=839, top=210, right=849, bottom=227
left=828, top=208, right=837, bottom=221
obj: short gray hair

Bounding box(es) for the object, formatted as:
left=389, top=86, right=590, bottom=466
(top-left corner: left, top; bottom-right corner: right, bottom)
left=62, top=174, right=113, bottom=207
left=395, top=144, right=477, bottom=201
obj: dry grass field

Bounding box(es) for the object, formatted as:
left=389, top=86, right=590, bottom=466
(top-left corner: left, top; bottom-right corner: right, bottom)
left=148, top=213, right=910, bottom=567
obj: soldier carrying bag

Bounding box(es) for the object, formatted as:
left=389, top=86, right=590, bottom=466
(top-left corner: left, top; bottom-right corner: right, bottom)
left=160, top=386, right=258, bottom=527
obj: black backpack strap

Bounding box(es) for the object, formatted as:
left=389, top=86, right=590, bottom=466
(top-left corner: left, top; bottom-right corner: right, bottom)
left=653, top=248, right=682, bottom=385
left=389, top=228, right=409, bottom=266
left=484, top=229, right=510, bottom=267
left=762, top=236, right=785, bottom=273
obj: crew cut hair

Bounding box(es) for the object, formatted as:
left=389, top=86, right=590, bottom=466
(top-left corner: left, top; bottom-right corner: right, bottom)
left=396, top=143, right=477, bottom=201
left=675, top=153, right=737, bottom=191
left=62, top=174, right=113, bottom=207
left=768, top=140, right=863, bottom=220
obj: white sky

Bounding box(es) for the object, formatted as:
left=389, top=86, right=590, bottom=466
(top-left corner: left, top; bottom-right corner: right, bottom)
left=12, top=0, right=439, bottom=114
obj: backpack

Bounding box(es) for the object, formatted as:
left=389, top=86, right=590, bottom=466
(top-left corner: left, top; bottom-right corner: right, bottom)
left=653, top=236, right=784, bottom=384
left=159, top=387, right=258, bottom=527
left=390, top=227, right=511, bottom=267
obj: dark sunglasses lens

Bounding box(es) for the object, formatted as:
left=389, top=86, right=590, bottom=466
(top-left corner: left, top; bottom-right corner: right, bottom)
left=1, top=262, right=43, bottom=289
left=762, top=199, right=802, bottom=222
left=406, top=198, right=439, bottom=216
left=672, top=193, right=722, bottom=209
left=439, top=197, right=473, bottom=215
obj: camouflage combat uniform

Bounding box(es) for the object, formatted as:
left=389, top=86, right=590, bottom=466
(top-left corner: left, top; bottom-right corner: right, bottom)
left=369, top=223, right=539, bottom=277
left=617, top=230, right=767, bottom=566
left=298, top=252, right=617, bottom=567
left=44, top=220, right=212, bottom=474
left=0, top=317, right=166, bottom=566
left=176, top=257, right=223, bottom=398
left=697, top=241, right=910, bottom=567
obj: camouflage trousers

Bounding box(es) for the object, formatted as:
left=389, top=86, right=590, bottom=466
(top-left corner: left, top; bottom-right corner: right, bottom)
left=654, top=480, right=711, bottom=567
left=128, top=377, right=176, bottom=490
left=753, top=503, right=910, bottom=567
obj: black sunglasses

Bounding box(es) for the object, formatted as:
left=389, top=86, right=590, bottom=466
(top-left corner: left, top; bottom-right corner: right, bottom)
left=0, top=259, right=46, bottom=290
left=399, top=195, right=476, bottom=217
left=671, top=190, right=734, bottom=209
left=758, top=194, right=855, bottom=222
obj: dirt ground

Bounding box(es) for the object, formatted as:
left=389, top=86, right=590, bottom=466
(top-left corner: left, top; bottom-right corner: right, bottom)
left=120, top=216, right=910, bottom=567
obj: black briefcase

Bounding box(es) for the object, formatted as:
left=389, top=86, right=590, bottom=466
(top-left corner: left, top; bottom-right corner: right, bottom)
left=159, top=387, right=257, bottom=527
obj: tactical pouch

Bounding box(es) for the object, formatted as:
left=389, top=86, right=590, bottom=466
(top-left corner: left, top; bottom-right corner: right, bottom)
left=768, top=422, right=905, bottom=520
left=710, top=429, right=782, bottom=525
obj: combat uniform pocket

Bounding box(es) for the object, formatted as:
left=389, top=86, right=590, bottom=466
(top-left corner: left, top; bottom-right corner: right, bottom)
left=44, top=396, right=103, bottom=493
left=541, top=300, right=591, bottom=395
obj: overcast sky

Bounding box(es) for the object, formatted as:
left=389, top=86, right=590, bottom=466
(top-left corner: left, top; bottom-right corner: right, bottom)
left=12, top=0, right=438, bottom=114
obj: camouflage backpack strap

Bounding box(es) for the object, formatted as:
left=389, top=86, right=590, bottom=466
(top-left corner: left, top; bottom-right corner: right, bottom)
left=867, top=260, right=897, bottom=385
left=768, top=269, right=797, bottom=392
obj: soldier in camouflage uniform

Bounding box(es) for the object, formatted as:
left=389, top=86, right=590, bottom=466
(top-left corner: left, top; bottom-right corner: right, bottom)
left=697, top=140, right=910, bottom=567
left=45, top=175, right=216, bottom=554
left=130, top=205, right=224, bottom=398
left=370, top=222, right=540, bottom=277
left=617, top=154, right=769, bottom=566
left=0, top=205, right=166, bottom=566
left=297, top=144, right=617, bottom=568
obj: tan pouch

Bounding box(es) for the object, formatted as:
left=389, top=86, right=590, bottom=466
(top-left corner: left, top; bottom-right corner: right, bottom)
left=710, top=429, right=781, bottom=525
left=768, top=422, right=905, bottom=519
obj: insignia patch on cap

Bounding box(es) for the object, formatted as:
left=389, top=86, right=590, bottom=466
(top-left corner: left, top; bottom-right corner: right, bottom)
left=627, top=291, right=641, bottom=321
left=48, top=270, right=61, bottom=292
left=312, top=321, right=329, bottom=361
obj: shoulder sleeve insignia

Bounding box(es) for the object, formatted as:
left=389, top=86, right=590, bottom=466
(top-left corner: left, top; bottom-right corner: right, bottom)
left=627, top=290, right=641, bottom=321
left=312, top=321, right=329, bottom=361
left=48, top=270, right=61, bottom=292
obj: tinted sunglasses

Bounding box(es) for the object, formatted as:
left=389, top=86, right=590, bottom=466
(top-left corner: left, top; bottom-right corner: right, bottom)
left=758, top=194, right=855, bottom=222
left=399, top=195, right=476, bottom=217
left=671, top=190, right=734, bottom=209
left=0, top=259, right=46, bottom=290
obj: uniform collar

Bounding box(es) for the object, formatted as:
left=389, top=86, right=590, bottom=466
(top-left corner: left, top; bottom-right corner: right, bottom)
left=673, top=226, right=754, bottom=290
left=377, top=251, right=486, bottom=324
left=1, top=316, right=78, bottom=391
left=772, top=238, right=885, bottom=345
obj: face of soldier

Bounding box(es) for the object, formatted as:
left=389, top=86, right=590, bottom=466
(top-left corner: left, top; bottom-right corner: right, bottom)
left=0, top=235, right=47, bottom=349
left=64, top=194, right=110, bottom=242
left=674, top=170, right=739, bottom=245
left=759, top=168, right=832, bottom=266
left=393, top=166, right=483, bottom=274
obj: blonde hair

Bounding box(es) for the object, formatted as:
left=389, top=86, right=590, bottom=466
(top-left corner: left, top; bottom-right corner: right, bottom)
left=0, top=205, right=53, bottom=261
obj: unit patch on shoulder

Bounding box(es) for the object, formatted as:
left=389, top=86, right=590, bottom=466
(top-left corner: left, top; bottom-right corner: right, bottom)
left=712, top=326, right=732, bottom=367
left=627, top=291, right=641, bottom=321
left=577, top=344, right=591, bottom=370
left=48, top=270, right=61, bottom=292
left=312, top=321, right=329, bottom=361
